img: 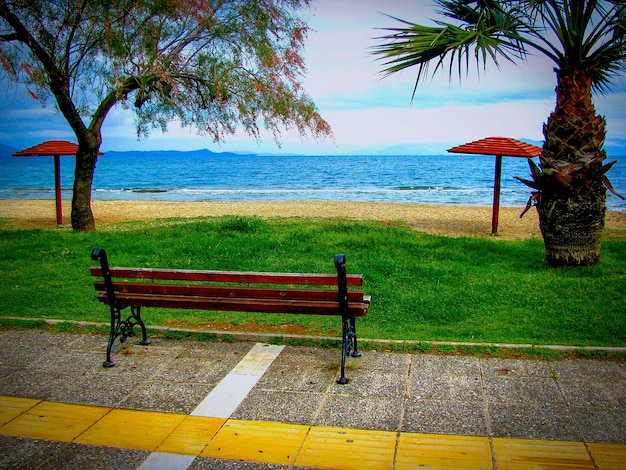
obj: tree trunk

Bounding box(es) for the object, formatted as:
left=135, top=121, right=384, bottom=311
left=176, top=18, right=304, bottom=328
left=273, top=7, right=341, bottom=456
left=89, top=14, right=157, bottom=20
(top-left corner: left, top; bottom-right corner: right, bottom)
left=538, top=68, right=607, bottom=267
left=71, top=146, right=98, bottom=231
left=537, top=190, right=605, bottom=266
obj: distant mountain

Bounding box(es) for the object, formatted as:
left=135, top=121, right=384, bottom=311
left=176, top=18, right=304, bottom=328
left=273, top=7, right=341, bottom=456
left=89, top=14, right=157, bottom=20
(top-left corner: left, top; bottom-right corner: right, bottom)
left=3, top=139, right=624, bottom=159
left=103, top=148, right=256, bottom=158
left=353, top=138, right=626, bottom=158
left=521, top=138, right=625, bottom=157
left=605, top=139, right=626, bottom=157
left=0, top=144, right=18, bottom=158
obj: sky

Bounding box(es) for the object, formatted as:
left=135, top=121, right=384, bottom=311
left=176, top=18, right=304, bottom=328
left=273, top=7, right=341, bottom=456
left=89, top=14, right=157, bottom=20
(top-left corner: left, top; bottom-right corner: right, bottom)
left=1, top=0, right=625, bottom=155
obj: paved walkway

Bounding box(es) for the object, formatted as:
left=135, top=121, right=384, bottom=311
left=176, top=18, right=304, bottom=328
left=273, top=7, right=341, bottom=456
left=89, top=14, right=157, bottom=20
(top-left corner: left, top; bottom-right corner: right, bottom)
left=0, top=329, right=624, bottom=469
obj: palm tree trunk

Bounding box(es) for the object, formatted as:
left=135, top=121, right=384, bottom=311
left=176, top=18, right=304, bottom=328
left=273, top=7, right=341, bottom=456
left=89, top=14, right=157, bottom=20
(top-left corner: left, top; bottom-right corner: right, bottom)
left=538, top=68, right=607, bottom=267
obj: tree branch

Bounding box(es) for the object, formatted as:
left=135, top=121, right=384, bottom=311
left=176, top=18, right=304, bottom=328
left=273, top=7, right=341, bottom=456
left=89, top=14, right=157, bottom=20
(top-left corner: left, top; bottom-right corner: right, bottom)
left=0, top=32, right=19, bottom=41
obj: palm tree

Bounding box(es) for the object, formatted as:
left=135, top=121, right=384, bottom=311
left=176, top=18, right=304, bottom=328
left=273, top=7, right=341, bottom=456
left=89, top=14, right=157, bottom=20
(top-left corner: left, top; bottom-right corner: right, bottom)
left=372, top=0, right=625, bottom=266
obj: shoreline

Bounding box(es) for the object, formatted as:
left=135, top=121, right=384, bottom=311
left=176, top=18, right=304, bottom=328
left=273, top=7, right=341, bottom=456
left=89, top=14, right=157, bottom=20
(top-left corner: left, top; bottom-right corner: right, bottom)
left=1, top=199, right=625, bottom=239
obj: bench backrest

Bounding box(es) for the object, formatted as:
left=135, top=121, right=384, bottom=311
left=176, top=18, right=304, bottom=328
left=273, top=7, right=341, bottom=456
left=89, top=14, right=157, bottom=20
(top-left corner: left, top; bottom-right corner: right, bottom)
left=90, top=249, right=368, bottom=317
left=90, top=266, right=364, bottom=286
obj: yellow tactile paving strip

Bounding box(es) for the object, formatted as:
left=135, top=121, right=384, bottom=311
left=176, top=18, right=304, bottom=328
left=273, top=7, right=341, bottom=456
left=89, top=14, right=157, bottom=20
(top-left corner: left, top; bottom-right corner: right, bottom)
left=395, top=433, right=492, bottom=469
left=156, top=415, right=226, bottom=455
left=296, top=426, right=397, bottom=470
left=1, top=396, right=625, bottom=470
left=201, top=419, right=309, bottom=465
left=492, top=438, right=595, bottom=470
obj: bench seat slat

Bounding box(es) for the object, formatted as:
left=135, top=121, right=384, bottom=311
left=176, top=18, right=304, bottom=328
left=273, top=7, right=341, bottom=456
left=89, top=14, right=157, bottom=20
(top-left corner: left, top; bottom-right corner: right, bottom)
left=96, top=292, right=370, bottom=316
left=90, top=267, right=364, bottom=286
left=93, top=281, right=366, bottom=302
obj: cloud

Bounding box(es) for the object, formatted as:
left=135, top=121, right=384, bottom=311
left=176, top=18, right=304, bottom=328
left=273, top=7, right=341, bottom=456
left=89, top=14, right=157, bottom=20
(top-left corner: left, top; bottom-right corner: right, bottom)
left=0, top=0, right=624, bottom=156
left=323, top=98, right=553, bottom=146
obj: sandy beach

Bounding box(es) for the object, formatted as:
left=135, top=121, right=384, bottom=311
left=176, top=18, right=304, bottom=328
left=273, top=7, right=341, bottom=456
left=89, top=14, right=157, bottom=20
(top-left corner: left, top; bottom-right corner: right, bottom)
left=1, top=199, right=625, bottom=239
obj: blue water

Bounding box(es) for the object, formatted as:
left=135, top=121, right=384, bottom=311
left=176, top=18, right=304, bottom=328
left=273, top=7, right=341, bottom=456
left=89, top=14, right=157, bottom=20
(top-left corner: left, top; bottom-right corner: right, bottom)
left=1, top=152, right=625, bottom=210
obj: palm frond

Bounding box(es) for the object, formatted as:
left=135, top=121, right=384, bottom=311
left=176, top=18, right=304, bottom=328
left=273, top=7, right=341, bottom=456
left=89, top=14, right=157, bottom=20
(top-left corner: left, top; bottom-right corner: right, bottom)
left=372, top=0, right=626, bottom=100
left=372, top=6, right=527, bottom=102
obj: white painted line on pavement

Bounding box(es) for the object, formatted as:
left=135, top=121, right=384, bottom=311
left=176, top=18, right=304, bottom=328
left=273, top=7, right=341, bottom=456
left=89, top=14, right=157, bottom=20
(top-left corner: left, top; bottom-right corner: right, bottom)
left=192, top=343, right=285, bottom=418
left=138, top=342, right=284, bottom=470
left=138, top=453, right=195, bottom=470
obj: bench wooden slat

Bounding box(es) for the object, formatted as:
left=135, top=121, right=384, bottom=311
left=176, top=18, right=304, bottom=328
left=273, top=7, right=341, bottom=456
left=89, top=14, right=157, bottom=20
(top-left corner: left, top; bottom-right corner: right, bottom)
left=93, top=281, right=366, bottom=302
left=96, top=292, right=370, bottom=316
left=90, top=266, right=364, bottom=286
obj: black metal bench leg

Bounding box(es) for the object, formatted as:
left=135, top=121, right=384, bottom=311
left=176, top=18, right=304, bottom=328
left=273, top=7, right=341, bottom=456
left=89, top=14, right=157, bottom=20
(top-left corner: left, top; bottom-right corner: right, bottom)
left=103, top=305, right=119, bottom=368
left=103, top=306, right=150, bottom=367
left=337, top=317, right=349, bottom=384
left=350, top=317, right=362, bottom=358
left=133, top=306, right=151, bottom=346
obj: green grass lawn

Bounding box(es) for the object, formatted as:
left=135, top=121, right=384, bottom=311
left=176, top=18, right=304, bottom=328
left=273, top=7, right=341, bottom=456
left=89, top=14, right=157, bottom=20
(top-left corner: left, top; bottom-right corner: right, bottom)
left=1, top=215, right=625, bottom=349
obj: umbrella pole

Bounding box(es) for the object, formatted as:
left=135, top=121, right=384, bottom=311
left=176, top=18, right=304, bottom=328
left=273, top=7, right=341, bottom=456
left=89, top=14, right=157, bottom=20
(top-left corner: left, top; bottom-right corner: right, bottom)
left=53, top=154, right=63, bottom=226
left=491, top=155, right=502, bottom=235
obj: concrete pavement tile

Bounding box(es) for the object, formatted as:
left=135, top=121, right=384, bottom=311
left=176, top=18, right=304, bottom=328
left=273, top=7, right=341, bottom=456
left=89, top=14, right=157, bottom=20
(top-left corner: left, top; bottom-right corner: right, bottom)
left=483, top=376, right=565, bottom=405
left=0, top=369, right=79, bottom=401
left=412, top=354, right=481, bottom=377
left=568, top=407, right=626, bottom=443
left=271, top=346, right=338, bottom=368
left=255, top=363, right=335, bottom=393
left=231, top=389, right=325, bottom=424
left=488, top=403, right=581, bottom=441
left=550, top=360, right=624, bottom=381
left=0, top=435, right=150, bottom=470
left=82, top=360, right=170, bottom=382
left=409, top=374, right=483, bottom=401
left=109, top=336, right=184, bottom=357
left=558, top=378, right=626, bottom=408
left=83, top=346, right=176, bottom=378
left=401, top=399, right=488, bottom=436
left=60, top=442, right=151, bottom=470
left=0, top=435, right=60, bottom=470
left=0, top=366, right=137, bottom=408
left=0, top=346, right=47, bottom=369
left=0, top=366, right=15, bottom=382
left=95, top=336, right=189, bottom=369
left=357, top=350, right=411, bottom=372
left=0, top=329, right=78, bottom=350
left=314, top=394, right=403, bottom=431
left=252, top=345, right=340, bottom=392
left=152, top=355, right=240, bottom=384
left=62, top=332, right=112, bottom=351
left=173, top=340, right=253, bottom=359
left=34, top=372, right=137, bottom=407
left=24, top=350, right=105, bottom=373
left=120, top=380, right=216, bottom=414
left=0, top=329, right=78, bottom=368
left=329, top=370, right=408, bottom=398
left=480, top=358, right=552, bottom=378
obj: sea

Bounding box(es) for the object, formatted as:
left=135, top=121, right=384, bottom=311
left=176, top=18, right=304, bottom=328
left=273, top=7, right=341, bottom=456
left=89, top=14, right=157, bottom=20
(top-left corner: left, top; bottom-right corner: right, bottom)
left=1, top=151, right=625, bottom=211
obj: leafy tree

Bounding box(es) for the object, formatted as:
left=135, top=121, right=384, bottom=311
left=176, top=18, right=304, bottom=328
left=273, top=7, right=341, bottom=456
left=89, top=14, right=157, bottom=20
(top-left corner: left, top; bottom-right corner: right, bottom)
left=0, top=0, right=331, bottom=230
left=372, top=0, right=626, bottom=266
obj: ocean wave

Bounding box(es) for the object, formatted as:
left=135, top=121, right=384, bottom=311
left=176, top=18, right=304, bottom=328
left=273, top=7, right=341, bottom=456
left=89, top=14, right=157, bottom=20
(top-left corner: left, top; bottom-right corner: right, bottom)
left=82, top=186, right=541, bottom=207
left=2, top=152, right=624, bottom=211
left=395, top=185, right=449, bottom=191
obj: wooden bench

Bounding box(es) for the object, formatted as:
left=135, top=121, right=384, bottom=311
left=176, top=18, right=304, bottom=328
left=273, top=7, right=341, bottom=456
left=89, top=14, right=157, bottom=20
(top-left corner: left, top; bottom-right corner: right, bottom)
left=90, top=248, right=371, bottom=384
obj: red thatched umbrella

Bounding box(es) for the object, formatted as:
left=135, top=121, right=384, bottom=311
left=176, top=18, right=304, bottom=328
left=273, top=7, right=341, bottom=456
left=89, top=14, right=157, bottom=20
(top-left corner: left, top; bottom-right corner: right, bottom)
left=13, top=140, right=103, bottom=226
left=447, top=136, right=542, bottom=235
